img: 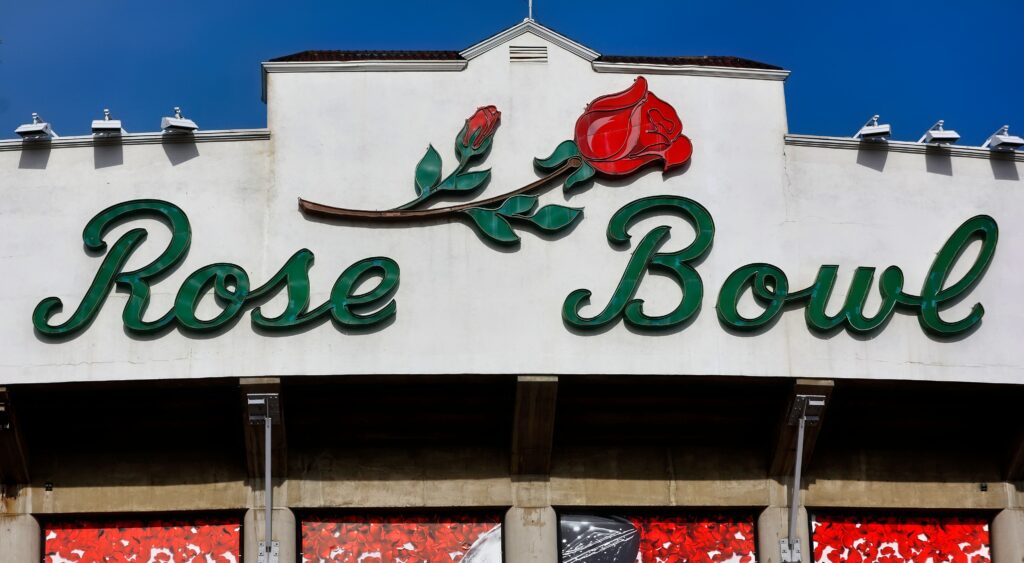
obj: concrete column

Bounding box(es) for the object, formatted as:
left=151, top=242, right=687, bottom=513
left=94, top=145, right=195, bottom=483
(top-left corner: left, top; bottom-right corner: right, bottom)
left=991, top=508, right=1024, bottom=563
left=244, top=507, right=297, bottom=563
left=0, top=514, right=41, bottom=563
left=504, top=506, right=558, bottom=563
left=757, top=506, right=811, bottom=563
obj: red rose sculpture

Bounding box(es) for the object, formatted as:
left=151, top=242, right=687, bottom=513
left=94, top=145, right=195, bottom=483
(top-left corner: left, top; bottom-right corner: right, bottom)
left=461, top=105, right=501, bottom=150
left=574, top=77, right=692, bottom=175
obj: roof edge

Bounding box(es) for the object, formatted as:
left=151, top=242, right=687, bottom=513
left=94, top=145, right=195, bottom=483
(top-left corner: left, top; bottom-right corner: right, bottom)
left=593, top=61, right=789, bottom=81
left=785, top=134, right=1024, bottom=162
left=459, top=19, right=600, bottom=62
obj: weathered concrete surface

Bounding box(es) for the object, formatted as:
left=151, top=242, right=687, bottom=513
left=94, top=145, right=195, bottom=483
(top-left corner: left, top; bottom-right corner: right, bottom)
left=23, top=480, right=250, bottom=514
left=0, top=514, right=40, bottom=563
left=805, top=479, right=1005, bottom=509
left=992, top=508, right=1024, bottom=563
left=243, top=508, right=297, bottom=563
left=504, top=506, right=558, bottom=563
left=286, top=448, right=513, bottom=508
left=549, top=447, right=772, bottom=507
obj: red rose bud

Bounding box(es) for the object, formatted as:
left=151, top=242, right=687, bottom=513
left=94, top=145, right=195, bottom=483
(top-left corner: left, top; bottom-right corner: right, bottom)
left=574, top=77, right=693, bottom=175
left=462, top=105, right=501, bottom=150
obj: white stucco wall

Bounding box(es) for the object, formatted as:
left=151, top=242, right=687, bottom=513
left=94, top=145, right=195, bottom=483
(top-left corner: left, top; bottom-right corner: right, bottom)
left=0, top=30, right=1020, bottom=385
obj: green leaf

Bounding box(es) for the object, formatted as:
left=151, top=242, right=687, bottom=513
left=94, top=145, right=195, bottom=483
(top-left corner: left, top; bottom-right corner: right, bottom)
left=414, top=145, right=443, bottom=197
left=564, top=160, right=597, bottom=192
left=497, top=195, right=538, bottom=216
left=449, top=169, right=491, bottom=192
left=463, top=208, right=520, bottom=244
left=522, top=204, right=584, bottom=232
left=534, top=140, right=579, bottom=171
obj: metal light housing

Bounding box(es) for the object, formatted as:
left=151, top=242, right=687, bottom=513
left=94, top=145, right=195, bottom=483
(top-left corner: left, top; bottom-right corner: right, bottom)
left=918, top=120, right=960, bottom=145
left=982, top=126, right=1024, bottom=152
left=15, top=113, right=57, bottom=140
left=161, top=106, right=198, bottom=134
left=91, top=109, right=124, bottom=137
left=854, top=115, right=891, bottom=142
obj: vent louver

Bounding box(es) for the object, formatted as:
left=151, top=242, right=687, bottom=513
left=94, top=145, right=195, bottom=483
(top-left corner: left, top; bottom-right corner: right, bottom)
left=509, top=45, right=547, bottom=63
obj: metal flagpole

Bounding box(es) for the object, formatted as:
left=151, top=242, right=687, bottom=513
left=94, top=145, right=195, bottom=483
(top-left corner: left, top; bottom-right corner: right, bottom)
left=264, top=411, right=273, bottom=560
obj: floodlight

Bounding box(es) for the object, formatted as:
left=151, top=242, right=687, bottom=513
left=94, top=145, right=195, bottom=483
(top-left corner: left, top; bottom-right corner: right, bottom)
left=918, top=120, right=960, bottom=145
left=161, top=107, right=198, bottom=134
left=853, top=115, right=891, bottom=141
left=91, top=109, right=124, bottom=137
left=14, top=113, right=57, bottom=140
left=981, top=125, right=1023, bottom=152
left=246, top=393, right=280, bottom=424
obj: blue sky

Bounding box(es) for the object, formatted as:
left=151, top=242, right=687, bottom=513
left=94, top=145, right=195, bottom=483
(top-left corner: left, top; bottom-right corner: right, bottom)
left=1, top=1, right=1021, bottom=144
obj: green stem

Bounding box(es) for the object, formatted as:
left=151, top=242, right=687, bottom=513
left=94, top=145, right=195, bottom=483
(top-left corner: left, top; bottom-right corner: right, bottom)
left=298, top=157, right=582, bottom=222
left=393, top=157, right=472, bottom=211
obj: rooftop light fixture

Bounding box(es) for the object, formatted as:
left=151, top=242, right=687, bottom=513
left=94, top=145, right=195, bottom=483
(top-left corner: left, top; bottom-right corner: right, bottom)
left=14, top=113, right=57, bottom=140
left=91, top=109, right=124, bottom=137
left=981, top=125, right=1023, bottom=152
left=918, top=120, right=960, bottom=145
left=853, top=115, right=891, bottom=142
left=161, top=107, right=198, bottom=134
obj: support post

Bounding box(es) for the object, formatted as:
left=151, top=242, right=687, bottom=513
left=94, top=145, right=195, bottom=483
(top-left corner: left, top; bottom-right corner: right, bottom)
left=244, top=508, right=297, bottom=563
left=991, top=509, right=1024, bottom=563
left=504, top=506, right=558, bottom=563
left=0, top=515, right=40, bottom=563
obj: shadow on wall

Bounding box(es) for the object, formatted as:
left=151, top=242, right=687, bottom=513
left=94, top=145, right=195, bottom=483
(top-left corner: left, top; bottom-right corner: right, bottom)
left=924, top=147, right=953, bottom=176
left=855, top=146, right=887, bottom=172
left=18, top=142, right=50, bottom=169
left=162, top=140, right=199, bottom=165
left=991, top=155, right=1020, bottom=181
left=93, top=144, right=123, bottom=169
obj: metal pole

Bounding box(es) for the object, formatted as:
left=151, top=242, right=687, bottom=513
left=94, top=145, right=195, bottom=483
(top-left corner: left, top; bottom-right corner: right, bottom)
left=264, top=411, right=273, bottom=549
left=789, top=411, right=806, bottom=546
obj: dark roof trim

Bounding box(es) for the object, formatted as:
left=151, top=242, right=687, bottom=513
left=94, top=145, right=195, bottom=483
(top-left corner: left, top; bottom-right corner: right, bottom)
left=596, top=55, right=783, bottom=71
left=269, top=50, right=783, bottom=71
left=270, top=50, right=463, bottom=63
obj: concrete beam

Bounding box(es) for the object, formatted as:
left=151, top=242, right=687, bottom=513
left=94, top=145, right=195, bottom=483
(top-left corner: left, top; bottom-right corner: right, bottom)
left=0, top=387, right=30, bottom=485
left=239, top=378, right=286, bottom=482
left=511, top=376, right=558, bottom=476
left=769, top=379, right=834, bottom=477
left=1007, top=429, right=1024, bottom=481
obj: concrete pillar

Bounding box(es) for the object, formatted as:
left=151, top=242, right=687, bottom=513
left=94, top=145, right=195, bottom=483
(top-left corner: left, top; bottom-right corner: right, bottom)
left=504, top=506, right=558, bottom=563
left=992, top=508, right=1024, bottom=563
left=757, top=506, right=811, bottom=563
left=244, top=507, right=297, bottom=563
left=0, top=514, right=41, bottom=563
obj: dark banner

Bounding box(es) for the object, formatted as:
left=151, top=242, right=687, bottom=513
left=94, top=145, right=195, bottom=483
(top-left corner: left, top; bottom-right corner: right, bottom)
left=559, top=512, right=756, bottom=563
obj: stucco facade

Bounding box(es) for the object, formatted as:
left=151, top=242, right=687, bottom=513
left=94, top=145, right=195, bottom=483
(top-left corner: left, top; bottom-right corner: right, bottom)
left=1, top=20, right=1022, bottom=563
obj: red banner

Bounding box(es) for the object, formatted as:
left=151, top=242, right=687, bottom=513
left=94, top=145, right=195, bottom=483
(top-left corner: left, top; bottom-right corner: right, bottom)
left=812, top=514, right=990, bottom=563
left=301, top=513, right=503, bottom=562
left=44, top=517, right=241, bottom=562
